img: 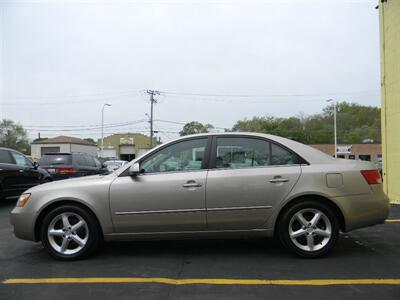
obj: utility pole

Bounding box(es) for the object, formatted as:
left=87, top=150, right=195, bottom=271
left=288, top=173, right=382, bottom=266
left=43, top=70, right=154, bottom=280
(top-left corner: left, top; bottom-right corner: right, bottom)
left=327, top=99, right=337, bottom=158
left=101, top=103, right=112, bottom=158
left=146, top=90, right=160, bottom=148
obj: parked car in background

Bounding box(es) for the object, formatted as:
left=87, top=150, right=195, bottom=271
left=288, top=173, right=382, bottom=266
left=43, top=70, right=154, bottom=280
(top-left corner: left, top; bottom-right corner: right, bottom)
left=103, top=160, right=129, bottom=172
left=38, top=152, right=107, bottom=180
left=11, top=133, right=389, bottom=260
left=26, top=155, right=39, bottom=162
left=0, top=147, right=52, bottom=201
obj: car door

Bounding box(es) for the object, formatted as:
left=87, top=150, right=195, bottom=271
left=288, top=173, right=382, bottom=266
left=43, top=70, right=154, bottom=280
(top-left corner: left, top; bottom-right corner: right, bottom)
left=206, top=136, right=302, bottom=230
left=9, top=151, right=41, bottom=192
left=0, top=149, right=22, bottom=198
left=110, top=137, right=210, bottom=233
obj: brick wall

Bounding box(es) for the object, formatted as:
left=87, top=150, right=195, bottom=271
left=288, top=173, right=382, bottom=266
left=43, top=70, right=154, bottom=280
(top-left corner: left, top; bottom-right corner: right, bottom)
left=309, top=144, right=381, bottom=163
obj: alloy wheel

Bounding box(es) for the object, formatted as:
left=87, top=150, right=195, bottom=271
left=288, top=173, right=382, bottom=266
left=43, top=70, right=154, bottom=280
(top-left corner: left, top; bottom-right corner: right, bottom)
left=47, top=212, right=89, bottom=255
left=288, top=208, right=332, bottom=252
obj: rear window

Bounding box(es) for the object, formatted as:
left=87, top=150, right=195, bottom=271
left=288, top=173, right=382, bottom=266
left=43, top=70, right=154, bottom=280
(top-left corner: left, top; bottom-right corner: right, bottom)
left=39, top=154, right=72, bottom=165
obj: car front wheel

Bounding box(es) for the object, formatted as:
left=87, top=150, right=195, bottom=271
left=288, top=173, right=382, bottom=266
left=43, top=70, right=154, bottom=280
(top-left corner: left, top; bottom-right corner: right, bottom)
left=278, top=201, right=339, bottom=258
left=40, top=205, right=101, bottom=260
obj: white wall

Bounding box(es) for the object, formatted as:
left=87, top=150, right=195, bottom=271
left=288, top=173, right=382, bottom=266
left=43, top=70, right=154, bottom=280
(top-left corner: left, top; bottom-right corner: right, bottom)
left=97, top=148, right=117, bottom=159
left=31, top=143, right=70, bottom=158
left=31, top=143, right=97, bottom=158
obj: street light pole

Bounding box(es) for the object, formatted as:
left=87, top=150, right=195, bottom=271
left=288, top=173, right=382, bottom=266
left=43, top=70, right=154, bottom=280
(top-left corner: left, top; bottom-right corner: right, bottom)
left=327, top=99, right=337, bottom=158
left=101, top=103, right=112, bottom=158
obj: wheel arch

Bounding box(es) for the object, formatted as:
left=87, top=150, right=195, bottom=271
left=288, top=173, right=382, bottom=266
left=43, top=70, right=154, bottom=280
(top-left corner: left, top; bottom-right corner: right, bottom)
left=34, top=200, right=104, bottom=241
left=274, top=194, right=346, bottom=234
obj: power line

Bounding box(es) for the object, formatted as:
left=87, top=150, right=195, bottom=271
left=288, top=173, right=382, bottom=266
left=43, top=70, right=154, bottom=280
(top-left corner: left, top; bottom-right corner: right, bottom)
left=0, top=89, right=143, bottom=100
left=2, top=93, right=145, bottom=106
left=24, top=120, right=148, bottom=129
left=24, top=119, right=149, bottom=131
left=161, top=89, right=379, bottom=98
left=1, top=89, right=379, bottom=106
left=155, top=119, right=228, bottom=130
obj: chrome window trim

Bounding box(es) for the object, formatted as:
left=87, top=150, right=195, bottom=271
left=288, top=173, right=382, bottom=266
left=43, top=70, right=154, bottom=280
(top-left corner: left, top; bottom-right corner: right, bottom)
left=209, top=164, right=302, bottom=172
left=136, top=168, right=209, bottom=176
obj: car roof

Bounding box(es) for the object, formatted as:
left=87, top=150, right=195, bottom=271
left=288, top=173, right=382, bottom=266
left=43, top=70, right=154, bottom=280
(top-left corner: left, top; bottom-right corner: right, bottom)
left=0, top=147, right=25, bottom=155
left=157, top=132, right=335, bottom=164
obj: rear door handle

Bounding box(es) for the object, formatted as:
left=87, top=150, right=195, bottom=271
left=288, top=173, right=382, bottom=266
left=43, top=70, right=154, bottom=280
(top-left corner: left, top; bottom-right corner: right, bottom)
left=269, top=176, right=289, bottom=183
left=183, top=180, right=202, bottom=188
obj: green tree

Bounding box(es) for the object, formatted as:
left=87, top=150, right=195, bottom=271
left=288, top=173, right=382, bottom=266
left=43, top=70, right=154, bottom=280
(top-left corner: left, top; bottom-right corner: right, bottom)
left=0, top=119, right=30, bottom=154
left=84, top=138, right=97, bottom=145
left=231, top=102, right=381, bottom=144
left=179, top=121, right=214, bottom=136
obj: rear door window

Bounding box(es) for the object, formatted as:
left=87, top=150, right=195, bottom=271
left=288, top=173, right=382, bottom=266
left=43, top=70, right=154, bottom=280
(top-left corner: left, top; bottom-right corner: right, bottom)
left=74, top=154, right=88, bottom=167
left=0, top=150, right=14, bottom=164
left=84, top=155, right=96, bottom=167
left=215, top=137, right=270, bottom=169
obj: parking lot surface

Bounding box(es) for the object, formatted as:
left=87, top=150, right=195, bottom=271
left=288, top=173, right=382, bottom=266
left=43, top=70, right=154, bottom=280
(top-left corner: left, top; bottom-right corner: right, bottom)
left=1, top=200, right=400, bottom=300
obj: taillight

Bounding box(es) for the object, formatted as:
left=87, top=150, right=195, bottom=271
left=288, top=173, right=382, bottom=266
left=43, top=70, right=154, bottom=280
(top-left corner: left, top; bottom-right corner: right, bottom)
left=56, top=168, right=77, bottom=174
left=360, top=170, right=382, bottom=185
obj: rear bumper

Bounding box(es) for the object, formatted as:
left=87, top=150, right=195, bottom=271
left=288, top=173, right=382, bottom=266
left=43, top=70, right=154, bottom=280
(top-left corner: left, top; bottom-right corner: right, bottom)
left=335, top=190, right=390, bottom=232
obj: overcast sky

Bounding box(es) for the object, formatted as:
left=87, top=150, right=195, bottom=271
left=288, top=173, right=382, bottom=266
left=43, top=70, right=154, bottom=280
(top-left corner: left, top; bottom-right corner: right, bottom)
left=0, top=0, right=380, bottom=142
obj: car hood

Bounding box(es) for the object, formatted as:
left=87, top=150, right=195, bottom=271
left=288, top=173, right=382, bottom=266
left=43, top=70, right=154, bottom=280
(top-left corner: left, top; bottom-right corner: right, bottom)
left=26, top=173, right=117, bottom=194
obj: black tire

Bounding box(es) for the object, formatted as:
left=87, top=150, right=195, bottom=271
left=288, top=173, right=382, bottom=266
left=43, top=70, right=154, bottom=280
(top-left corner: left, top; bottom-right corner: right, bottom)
left=40, top=205, right=101, bottom=260
left=278, top=201, right=339, bottom=258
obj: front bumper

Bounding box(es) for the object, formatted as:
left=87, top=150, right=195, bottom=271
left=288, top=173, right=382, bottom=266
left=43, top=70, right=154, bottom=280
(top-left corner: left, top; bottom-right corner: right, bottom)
left=10, top=207, right=38, bottom=241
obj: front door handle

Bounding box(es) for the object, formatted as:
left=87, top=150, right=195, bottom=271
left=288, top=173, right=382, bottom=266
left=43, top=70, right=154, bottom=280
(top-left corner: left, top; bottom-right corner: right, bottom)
left=183, top=180, right=202, bottom=188
left=269, top=176, right=289, bottom=183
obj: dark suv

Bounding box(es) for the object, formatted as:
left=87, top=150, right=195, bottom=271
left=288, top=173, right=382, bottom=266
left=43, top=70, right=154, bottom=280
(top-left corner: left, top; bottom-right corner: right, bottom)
left=0, top=147, right=52, bottom=201
left=38, top=152, right=107, bottom=180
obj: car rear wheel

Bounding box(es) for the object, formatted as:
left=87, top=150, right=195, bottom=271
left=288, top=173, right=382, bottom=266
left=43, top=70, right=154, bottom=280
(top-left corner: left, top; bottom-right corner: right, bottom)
left=40, top=205, right=101, bottom=260
left=278, top=201, right=339, bottom=258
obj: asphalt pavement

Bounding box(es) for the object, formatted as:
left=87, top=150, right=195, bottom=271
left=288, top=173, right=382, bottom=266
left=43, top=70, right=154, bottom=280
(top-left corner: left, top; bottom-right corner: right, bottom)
left=1, top=199, right=400, bottom=300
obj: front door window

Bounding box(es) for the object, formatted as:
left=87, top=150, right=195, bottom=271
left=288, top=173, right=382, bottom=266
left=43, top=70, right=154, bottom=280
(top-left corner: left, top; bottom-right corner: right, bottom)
left=141, top=138, right=208, bottom=173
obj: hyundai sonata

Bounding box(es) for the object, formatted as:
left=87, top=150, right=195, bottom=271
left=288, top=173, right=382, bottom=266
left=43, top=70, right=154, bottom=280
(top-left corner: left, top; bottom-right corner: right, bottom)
left=10, top=133, right=389, bottom=260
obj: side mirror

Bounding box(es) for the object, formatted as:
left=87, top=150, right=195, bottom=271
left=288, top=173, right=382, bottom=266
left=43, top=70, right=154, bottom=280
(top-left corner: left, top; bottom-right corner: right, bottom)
left=32, top=161, right=39, bottom=169
left=128, top=163, right=141, bottom=176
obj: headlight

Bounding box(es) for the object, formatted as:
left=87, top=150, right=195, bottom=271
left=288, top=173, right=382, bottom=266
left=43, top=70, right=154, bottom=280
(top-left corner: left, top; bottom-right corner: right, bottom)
left=17, top=193, right=31, bottom=207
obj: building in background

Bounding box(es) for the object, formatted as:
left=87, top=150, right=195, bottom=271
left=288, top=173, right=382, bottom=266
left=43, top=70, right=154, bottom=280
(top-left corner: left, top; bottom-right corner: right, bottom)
left=309, top=144, right=381, bottom=164
left=379, top=0, right=400, bottom=203
left=98, top=133, right=157, bottom=160
left=31, top=136, right=97, bottom=158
